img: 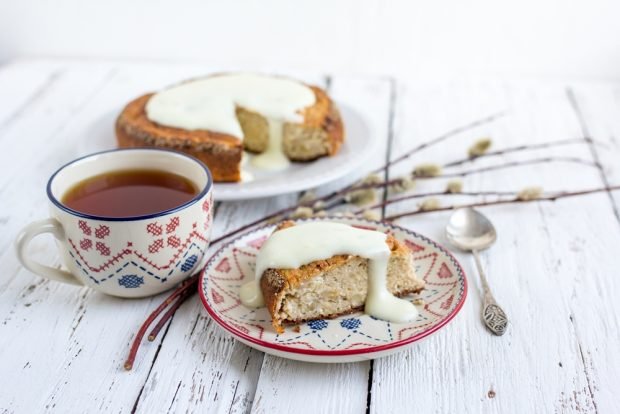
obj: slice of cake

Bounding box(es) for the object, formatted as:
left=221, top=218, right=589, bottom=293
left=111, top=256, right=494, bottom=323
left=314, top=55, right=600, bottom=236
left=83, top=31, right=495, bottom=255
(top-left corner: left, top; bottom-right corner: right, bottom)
left=242, top=221, right=425, bottom=333
left=115, top=74, right=344, bottom=182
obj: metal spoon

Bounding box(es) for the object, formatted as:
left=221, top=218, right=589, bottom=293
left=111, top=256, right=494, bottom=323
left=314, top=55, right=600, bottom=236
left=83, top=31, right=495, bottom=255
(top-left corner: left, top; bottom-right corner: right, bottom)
left=446, top=207, right=508, bottom=336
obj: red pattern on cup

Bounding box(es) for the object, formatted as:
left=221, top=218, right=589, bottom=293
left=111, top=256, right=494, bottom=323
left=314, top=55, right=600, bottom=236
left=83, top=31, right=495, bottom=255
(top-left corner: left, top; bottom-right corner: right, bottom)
left=95, top=225, right=110, bottom=239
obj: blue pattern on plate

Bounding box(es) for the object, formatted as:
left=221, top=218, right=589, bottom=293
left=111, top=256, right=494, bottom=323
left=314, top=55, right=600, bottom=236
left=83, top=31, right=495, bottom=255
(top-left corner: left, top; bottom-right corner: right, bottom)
left=308, top=319, right=328, bottom=330
left=340, top=318, right=362, bottom=330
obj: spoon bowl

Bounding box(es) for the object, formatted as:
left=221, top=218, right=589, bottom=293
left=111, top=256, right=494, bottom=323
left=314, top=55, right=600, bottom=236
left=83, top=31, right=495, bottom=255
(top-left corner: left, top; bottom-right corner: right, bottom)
left=446, top=207, right=497, bottom=252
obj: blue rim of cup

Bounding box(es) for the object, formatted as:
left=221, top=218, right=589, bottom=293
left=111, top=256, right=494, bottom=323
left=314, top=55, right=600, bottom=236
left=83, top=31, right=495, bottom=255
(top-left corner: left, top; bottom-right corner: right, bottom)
left=46, top=148, right=213, bottom=222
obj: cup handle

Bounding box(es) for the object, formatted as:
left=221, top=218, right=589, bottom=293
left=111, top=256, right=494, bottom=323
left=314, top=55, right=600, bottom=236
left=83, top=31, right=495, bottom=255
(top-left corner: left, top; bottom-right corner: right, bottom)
left=15, top=218, right=82, bottom=286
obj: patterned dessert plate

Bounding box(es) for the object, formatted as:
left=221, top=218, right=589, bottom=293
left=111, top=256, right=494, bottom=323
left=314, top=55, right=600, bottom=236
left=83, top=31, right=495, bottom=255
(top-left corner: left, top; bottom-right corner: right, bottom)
left=199, top=217, right=468, bottom=363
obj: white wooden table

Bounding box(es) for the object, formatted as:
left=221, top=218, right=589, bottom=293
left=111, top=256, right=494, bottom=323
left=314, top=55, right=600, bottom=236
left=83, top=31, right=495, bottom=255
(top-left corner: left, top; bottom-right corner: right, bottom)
left=1, top=59, right=619, bottom=413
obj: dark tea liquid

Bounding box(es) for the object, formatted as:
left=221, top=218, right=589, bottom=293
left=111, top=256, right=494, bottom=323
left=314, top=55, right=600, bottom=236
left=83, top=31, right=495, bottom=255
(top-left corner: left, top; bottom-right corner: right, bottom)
left=62, top=169, right=198, bottom=217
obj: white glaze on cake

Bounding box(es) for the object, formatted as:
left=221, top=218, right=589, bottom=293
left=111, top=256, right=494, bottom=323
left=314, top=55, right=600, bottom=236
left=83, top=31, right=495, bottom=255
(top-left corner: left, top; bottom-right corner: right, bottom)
left=145, top=73, right=315, bottom=137
left=239, top=222, right=419, bottom=323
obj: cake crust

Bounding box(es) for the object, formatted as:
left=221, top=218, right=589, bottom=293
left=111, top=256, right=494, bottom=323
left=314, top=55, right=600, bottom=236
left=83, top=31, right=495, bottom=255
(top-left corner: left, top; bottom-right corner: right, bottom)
left=115, top=81, right=344, bottom=182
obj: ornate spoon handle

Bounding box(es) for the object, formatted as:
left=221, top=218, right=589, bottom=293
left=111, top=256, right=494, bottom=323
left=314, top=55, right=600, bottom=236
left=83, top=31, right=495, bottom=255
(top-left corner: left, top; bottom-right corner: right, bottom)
left=472, top=249, right=508, bottom=336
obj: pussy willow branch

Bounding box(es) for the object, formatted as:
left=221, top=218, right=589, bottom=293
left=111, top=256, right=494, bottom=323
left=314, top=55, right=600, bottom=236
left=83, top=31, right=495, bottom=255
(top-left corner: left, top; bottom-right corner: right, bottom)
left=383, top=185, right=620, bottom=221
left=342, top=156, right=598, bottom=193
left=355, top=190, right=520, bottom=214
left=442, top=138, right=604, bottom=168
left=435, top=156, right=597, bottom=178
left=371, top=111, right=506, bottom=174
left=211, top=141, right=596, bottom=243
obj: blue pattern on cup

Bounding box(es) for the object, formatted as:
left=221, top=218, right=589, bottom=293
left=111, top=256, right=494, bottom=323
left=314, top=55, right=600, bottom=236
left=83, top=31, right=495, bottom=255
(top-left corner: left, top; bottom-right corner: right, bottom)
left=118, top=274, right=144, bottom=288
left=181, top=254, right=198, bottom=272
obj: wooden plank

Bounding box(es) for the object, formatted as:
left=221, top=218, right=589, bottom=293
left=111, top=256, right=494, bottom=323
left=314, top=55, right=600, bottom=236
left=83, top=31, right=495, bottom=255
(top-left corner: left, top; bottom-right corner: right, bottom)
left=0, top=62, right=130, bottom=413
left=560, top=83, right=620, bottom=413
left=566, top=84, right=620, bottom=222
left=134, top=74, right=333, bottom=413
left=250, top=76, right=393, bottom=414
left=371, top=79, right=617, bottom=413
left=0, top=60, right=67, bottom=127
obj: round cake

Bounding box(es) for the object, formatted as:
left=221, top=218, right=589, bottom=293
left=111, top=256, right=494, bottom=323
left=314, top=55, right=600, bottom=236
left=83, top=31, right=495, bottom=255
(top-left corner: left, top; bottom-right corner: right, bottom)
left=116, top=74, right=345, bottom=182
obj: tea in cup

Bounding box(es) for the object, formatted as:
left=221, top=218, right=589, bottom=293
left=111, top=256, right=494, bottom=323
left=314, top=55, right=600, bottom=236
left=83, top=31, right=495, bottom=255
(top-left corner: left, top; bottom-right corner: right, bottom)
left=15, top=148, right=214, bottom=298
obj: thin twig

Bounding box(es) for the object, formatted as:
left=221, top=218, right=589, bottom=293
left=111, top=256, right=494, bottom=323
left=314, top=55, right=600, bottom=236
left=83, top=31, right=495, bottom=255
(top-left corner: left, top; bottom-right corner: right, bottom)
left=148, top=287, right=194, bottom=341
left=382, top=79, right=397, bottom=216
left=342, top=156, right=598, bottom=194
left=372, top=111, right=506, bottom=174
left=210, top=212, right=284, bottom=245
left=384, top=185, right=620, bottom=221
left=355, top=190, right=519, bottom=213
left=123, top=275, right=199, bottom=370
left=434, top=156, right=597, bottom=178
left=443, top=138, right=601, bottom=168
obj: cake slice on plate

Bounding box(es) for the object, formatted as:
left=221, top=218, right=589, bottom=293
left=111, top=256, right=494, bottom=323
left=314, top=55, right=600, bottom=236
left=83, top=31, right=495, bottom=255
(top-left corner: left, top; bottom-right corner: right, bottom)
left=242, top=221, right=425, bottom=333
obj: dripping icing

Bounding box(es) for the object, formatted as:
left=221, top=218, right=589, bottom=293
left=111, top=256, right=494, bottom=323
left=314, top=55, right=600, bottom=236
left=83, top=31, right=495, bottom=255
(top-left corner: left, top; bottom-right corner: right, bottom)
left=250, top=119, right=290, bottom=170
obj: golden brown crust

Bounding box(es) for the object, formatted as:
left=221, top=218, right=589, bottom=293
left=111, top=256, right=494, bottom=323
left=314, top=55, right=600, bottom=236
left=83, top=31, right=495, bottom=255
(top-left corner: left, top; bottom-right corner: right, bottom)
left=260, top=221, right=418, bottom=333
left=300, top=86, right=344, bottom=157
left=115, top=80, right=344, bottom=182
left=115, top=93, right=243, bottom=182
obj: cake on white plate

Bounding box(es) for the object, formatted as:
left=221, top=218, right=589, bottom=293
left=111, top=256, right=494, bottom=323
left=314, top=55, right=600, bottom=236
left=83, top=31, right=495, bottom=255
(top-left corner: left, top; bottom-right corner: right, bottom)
left=116, top=73, right=344, bottom=182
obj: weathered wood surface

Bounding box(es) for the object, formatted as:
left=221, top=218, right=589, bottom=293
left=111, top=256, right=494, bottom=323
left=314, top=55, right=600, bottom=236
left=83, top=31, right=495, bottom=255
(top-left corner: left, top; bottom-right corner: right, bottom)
left=0, top=60, right=618, bottom=413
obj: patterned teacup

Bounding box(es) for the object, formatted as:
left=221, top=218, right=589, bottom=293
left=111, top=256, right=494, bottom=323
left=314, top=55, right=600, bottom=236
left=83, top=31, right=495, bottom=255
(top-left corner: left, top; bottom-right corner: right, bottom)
left=15, top=148, right=213, bottom=298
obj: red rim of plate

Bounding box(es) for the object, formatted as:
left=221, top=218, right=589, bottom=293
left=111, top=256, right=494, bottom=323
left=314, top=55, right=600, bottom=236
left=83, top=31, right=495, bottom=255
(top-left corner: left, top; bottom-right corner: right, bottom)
left=198, top=217, right=468, bottom=357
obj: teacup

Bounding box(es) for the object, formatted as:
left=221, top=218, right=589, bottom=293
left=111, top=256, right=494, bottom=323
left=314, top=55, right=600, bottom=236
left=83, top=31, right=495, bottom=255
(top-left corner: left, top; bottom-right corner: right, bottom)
left=15, top=148, right=214, bottom=298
